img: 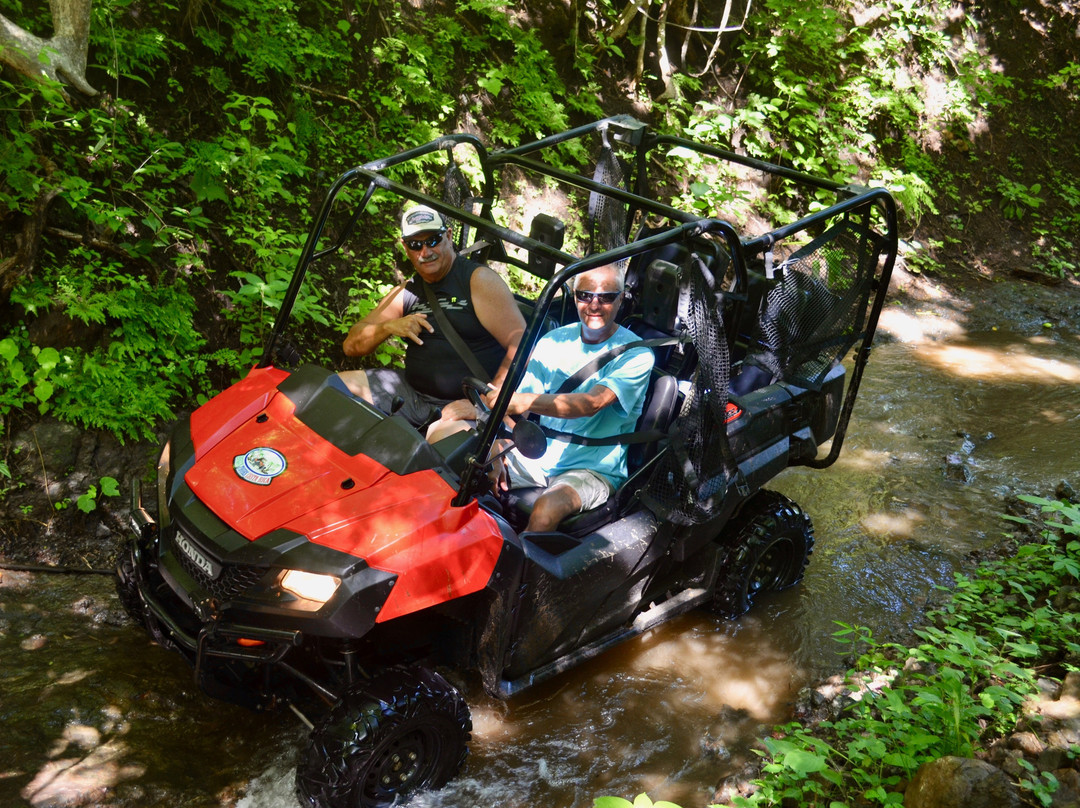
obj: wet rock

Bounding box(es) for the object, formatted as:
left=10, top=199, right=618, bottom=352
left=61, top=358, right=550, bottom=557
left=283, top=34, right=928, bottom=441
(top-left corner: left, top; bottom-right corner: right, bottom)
left=703, top=705, right=760, bottom=761
left=1049, top=769, right=1080, bottom=808
left=712, top=759, right=760, bottom=805
left=943, top=453, right=971, bottom=482
left=905, top=756, right=1023, bottom=808
left=986, top=743, right=1027, bottom=777
left=1056, top=480, right=1077, bottom=503
left=1037, top=746, right=1070, bottom=772
left=1003, top=494, right=1030, bottom=517
left=1007, top=731, right=1045, bottom=755
left=1044, top=722, right=1080, bottom=751
left=1038, top=677, right=1065, bottom=699
left=1062, top=671, right=1080, bottom=702
left=14, top=419, right=84, bottom=477
left=955, top=431, right=976, bottom=454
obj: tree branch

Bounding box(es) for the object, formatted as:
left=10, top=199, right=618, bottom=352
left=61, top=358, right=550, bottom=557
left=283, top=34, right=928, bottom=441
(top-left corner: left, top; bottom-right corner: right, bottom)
left=690, top=0, right=745, bottom=78
left=610, top=0, right=652, bottom=42
left=0, top=0, right=97, bottom=97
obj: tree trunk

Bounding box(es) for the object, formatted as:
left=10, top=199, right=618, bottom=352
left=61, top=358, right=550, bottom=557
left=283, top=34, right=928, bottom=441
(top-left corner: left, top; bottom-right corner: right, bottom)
left=0, top=0, right=97, bottom=97
left=655, top=0, right=680, bottom=101
left=0, top=185, right=60, bottom=301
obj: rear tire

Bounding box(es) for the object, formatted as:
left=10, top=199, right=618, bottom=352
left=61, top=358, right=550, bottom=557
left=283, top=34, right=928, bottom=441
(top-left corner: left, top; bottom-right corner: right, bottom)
left=712, top=490, right=814, bottom=618
left=296, top=666, right=471, bottom=808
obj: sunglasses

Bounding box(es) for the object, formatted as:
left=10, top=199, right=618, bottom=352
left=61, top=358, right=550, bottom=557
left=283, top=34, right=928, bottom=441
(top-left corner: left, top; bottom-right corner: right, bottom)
left=574, top=289, right=622, bottom=305
left=402, top=228, right=447, bottom=251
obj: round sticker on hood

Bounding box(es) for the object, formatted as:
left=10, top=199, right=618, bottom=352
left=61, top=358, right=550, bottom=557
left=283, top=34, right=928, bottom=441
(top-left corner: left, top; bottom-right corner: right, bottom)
left=233, top=447, right=287, bottom=485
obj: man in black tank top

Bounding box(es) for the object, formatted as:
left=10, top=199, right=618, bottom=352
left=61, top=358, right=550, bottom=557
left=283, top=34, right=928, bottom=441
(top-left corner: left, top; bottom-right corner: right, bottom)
left=339, top=205, right=525, bottom=433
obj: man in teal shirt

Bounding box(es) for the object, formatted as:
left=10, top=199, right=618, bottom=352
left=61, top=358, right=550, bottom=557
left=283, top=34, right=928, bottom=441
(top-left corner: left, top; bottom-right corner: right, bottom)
left=486, top=263, right=654, bottom=532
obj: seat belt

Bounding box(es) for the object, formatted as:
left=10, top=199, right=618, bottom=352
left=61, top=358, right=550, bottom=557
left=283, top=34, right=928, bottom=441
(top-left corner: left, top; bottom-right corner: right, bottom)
left=422, top=280, right=491, bottom=384
left=537, top=336, right=688, bottom=448
left=553, top=335, right=689, bottom=395
left=539, top=424, right=669, bottom=447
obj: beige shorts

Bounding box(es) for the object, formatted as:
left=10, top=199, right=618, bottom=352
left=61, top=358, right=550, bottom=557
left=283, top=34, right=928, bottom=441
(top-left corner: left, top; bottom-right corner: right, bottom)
left=504, top=452, right=615, bottom=513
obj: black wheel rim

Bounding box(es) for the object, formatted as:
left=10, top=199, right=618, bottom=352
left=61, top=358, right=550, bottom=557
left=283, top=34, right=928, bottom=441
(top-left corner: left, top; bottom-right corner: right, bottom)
left=746, top=536, right=796, bottom=596
left=359, top=725, right=442, bottom=807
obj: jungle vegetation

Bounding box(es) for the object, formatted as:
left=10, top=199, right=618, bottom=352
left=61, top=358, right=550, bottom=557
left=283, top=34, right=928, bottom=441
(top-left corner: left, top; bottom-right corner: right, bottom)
left=1, top=0, right=1077, bottom=457
left=2, top=3, right=1079, bottom=806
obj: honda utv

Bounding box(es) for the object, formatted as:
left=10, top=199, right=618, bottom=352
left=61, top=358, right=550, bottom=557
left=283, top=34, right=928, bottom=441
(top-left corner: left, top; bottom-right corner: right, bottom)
left=117, top=116, right=897, bottom=807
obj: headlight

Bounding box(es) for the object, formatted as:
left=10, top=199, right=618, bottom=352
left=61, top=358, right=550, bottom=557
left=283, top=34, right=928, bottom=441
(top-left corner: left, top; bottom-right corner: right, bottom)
left=280, top=570, right=340, bottom=604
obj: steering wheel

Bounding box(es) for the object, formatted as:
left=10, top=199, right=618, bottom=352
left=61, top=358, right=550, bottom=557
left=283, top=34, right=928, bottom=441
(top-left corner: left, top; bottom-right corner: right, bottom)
left=461, top=376, right=493, bottom=415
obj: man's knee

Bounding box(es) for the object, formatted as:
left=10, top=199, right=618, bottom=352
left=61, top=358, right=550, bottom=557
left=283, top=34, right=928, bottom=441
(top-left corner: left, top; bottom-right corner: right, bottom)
left=527, top=485, right=582, bottom=533
left=337, top=370, right=372, bottom=401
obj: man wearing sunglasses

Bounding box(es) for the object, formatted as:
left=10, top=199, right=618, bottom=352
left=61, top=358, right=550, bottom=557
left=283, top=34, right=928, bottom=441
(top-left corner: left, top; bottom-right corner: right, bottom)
left=339, top=205, right=525, bottom=432
left=483, top=263, right=654, bottom=533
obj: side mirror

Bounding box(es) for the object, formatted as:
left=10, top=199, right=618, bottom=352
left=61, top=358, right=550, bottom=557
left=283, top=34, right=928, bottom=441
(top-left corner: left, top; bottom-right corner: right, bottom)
left=511, top=419, right=547, bottom=459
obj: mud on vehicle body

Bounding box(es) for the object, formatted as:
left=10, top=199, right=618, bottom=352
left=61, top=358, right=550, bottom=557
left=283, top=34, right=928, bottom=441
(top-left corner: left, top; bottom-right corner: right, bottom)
left=117, top=116, right=897, bottom=807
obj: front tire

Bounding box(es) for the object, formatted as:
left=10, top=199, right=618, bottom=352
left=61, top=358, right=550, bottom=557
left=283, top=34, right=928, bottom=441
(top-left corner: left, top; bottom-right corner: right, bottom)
left=115, top=541, right=145, bottom=623
left=712, top=490, right=814, bottom=618
left=296, top=666, right=471, bottom=808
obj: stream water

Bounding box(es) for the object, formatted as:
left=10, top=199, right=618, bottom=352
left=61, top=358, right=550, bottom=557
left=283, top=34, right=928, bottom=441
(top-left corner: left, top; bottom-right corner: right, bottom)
left=3, top=326, right=1079, bottom=808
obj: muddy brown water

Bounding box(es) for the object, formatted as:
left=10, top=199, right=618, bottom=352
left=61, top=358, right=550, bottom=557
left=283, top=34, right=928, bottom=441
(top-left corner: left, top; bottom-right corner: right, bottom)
left=3, top=326, right=1079, bottom=808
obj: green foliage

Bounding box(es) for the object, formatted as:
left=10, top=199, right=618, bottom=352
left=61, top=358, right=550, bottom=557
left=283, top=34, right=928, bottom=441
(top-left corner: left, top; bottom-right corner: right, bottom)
left=2, top=0, right=1076, bottom=447
left=1, top=0, right=599, bottom=447
left=76, top=476, right=121, bottom=513
left=671, top=0, right=1009, bottom=224
left=0, top=335, right=59, bottom=416
left=996, top=177, right=1043, bottom=220
left=594, top=794, right=686, bottom=808
left=1030, top=180, right=1080, bottom=277
left=190, top=0, right=349, bottom=83
left=91, top=0, right=177, bottom=85
left=9, top=254, right=208, bottom=441
left=459, top=0, right=597, bottom=154
left=730, top=498, right=1078, bottom=807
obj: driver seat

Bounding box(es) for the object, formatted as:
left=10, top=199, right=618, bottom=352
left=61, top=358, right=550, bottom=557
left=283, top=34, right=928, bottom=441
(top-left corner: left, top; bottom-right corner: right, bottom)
left=503, top=367, right=680, bottom=537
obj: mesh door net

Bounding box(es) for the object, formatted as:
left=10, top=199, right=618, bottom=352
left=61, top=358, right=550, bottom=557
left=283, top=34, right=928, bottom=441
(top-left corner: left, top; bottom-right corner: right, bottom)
left=642, top=254, right=739, bottom=526
left=743, top=219, right=884, bottom=387
left=588, top=131, right=629, bottom=255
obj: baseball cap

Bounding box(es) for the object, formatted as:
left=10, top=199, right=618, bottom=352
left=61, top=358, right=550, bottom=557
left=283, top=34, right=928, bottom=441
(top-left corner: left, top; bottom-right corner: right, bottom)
left=400, top=205, right=446, bottom=237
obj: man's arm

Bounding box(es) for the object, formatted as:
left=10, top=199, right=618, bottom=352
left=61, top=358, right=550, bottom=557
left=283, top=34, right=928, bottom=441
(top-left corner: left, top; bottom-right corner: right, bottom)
left=498, top=384, right=618, bottom=419
left=493, top=345, right=654, bottom=420
left=470, top=266, right=526, bottom=386
left=342, top=284, right=433, bottom=357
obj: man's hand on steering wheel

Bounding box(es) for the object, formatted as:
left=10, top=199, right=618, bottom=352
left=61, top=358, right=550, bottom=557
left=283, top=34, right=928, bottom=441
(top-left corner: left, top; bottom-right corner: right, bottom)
left=438, top=398, right=480, bottom=422
left=461, top=376, right=494, bottom=414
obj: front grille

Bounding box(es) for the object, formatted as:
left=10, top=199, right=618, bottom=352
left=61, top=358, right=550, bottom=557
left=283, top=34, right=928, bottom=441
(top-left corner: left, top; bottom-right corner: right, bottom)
left=168, top=530, right=265, bottom=601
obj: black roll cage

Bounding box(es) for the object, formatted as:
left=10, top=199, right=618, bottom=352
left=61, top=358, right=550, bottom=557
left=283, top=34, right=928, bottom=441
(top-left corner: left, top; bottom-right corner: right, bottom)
left=257, top=115, right=898, bottom=506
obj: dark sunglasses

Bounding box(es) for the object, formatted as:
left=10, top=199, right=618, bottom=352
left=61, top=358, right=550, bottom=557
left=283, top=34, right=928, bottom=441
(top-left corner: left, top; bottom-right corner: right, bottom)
left=574, top=289, right=622, bottom=305
left=402, top=228, right=447, bottom=251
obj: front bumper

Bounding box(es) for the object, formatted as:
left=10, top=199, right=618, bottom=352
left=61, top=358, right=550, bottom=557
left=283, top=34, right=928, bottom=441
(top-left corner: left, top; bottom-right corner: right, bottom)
left=123, top=483, right=388, bottom=710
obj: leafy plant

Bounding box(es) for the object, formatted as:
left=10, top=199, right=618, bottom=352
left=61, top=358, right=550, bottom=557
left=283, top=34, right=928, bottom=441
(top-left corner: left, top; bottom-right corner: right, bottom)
left=996, top=177, right=1043, bottom=220
left=76, top=476, right=121, bottom=513
left=595, top=794, right=686, bottom=808
left=729, top=497, right=1078, bottom=807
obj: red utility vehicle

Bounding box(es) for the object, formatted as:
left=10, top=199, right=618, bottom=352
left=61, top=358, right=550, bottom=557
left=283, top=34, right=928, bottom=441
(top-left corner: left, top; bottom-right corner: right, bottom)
left=117, top=116, right=897, bottom=807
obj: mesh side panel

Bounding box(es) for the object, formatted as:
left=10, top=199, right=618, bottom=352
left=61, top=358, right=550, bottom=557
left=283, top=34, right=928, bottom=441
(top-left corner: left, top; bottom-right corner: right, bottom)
left=747, top=222, right=881, bottom=386
left=642, top=256, right=735, bottom=526
left=589, top=144, right=628, bottom=254
left=442, top=159, right=472, bottom=209
left=443, top=158, right=475, bottom=247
